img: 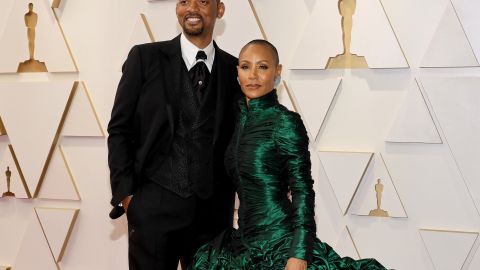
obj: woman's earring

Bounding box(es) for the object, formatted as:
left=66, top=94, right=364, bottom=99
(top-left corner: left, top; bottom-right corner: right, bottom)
left=237, top=77, right=241, bottom=85
left=274, top=76, right=281, bottom=87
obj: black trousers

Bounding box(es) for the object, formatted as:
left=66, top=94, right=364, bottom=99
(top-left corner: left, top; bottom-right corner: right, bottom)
left=126, top=181, right=233, bottom=270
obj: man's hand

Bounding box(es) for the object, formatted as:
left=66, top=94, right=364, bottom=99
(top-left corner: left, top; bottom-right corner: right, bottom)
left=122, top=196, right=132, bottom=214
left=285, top=257, right=307, bottom=270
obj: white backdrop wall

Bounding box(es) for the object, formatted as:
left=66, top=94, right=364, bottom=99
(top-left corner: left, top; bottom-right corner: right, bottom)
left=1, top=0, right=480, bottom=269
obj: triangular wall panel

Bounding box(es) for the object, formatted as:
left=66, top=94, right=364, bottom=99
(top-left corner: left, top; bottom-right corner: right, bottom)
left=334, top=226, right=361, bottom=260
left=421, top=77, right=480, bottom=216
left=37, top=146, right=80, bottom=200
left=420, top=1, right=478, bottom=67
left=386, top=80, right=442, bottom=144
left=61, top=82, right=104, bottom=137
left=0, top=0, right=77, bottom=73
left=291, top=0, right=408, bottom=69
left=13, top=211, right=58, bottom=270
left=420, top=229, right=478, bottom=270
left=349, top=153, right=407, bottom=218
left=451, top=0, right=480, bottom=62
left=288, top=78, right=341, bottom=141
left=0, top=81, right=73, bottom=195
left=277, top=81, right=297, bottom=113
left=118, top=13, right=154, bottom=71
left=0, top=144, right=31, bottom=198
left=35, top=207, right=79, bottom=262
left=318, top=151, right=373, bottom=215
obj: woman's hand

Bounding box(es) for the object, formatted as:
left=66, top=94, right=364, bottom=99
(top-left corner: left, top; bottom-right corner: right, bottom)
left=285, top=257, right=307, bottom=270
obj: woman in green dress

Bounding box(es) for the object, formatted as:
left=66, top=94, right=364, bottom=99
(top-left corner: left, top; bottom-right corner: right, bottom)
left=191, top=40, right=388, bottom=270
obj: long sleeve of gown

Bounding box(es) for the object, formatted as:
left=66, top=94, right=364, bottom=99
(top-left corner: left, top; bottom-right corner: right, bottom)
left=274, top=111, right=316, bottom=262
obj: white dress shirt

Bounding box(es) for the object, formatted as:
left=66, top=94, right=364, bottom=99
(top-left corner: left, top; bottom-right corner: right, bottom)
left=180, top=34, right=215, bottom=72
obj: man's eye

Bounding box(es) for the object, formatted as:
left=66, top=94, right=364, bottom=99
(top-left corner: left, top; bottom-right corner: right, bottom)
left=199, top=0, right=208, bottom=6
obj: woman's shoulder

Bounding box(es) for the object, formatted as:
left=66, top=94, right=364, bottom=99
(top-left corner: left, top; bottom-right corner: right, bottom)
left=273, top=104, right=303, bottom=126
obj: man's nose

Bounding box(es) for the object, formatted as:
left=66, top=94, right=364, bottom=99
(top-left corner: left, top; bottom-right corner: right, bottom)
left=186, top=0, right=200, bottom=11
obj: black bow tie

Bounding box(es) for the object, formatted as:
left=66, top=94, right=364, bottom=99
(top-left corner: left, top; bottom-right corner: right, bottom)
left=189, top=51, right=210, bottom=101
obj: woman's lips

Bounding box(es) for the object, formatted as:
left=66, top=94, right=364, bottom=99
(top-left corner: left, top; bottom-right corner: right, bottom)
left=246, top=84, right=261, bottom=89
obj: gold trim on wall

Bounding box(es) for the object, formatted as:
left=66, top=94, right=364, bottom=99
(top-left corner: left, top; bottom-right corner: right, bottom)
left=281, top=80, right=298, bottom=113
left=8, top=144, right=32, bottom=198
left=318, top=150, right=374, bottom=216
left=140, top=14, right=156, bottom=43
left=378, top=0, right=410, bottom=68
left=51, top=0, right=62, bottom=9
left=51, top=6, right=79, bottom=72
left=247, top=0, right=268, bottom=40
left=34, top=82, right=78, bottom=197
left=419, top=228, right=479, bottom=270
left=59, top=145, right=81, bottom=200
left=0, top=117, right=6, bottom=135
left=34, top=207, right=80, bottom=264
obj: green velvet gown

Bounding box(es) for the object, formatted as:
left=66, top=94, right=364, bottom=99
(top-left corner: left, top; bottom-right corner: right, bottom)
left=191, top=90, right=388, bottom=270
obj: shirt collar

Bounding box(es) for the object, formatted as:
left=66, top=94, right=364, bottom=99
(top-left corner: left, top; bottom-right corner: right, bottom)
left=180, top=34, right=215, bottom=72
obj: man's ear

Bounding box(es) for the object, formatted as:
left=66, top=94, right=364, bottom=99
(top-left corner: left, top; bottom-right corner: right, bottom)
left=216, top=2, right=225, bottom=19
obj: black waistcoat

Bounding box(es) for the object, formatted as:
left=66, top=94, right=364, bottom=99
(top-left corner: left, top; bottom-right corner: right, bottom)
left=144, top=61, right=217, bottom=198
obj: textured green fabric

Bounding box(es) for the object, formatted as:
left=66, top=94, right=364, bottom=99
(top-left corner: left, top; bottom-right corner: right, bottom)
left=191, top=90, right=388, bottom=270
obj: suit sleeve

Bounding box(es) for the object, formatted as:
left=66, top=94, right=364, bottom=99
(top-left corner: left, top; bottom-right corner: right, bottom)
left=107, top=45, right=143, bottom=207
left=274, top=111, right=316, bottom=262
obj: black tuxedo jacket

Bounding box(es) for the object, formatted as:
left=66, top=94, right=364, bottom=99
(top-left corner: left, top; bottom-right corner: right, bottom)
left=108, top=35, right=240, bottom=218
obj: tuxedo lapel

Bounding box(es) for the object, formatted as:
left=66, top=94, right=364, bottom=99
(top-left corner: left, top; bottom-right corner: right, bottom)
left=213, top=44, right=228, bottom=144
left=161, top=35, right=184, bottom=137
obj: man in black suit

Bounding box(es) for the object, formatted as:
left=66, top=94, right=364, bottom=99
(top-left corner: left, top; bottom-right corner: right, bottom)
left=107, top=0, right=240, bottom=269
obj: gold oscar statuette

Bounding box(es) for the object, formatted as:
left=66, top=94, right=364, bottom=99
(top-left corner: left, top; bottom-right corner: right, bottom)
left=369, top=178, right=389, bottom=217
left=2, top=166, right=15, bottom=197
left=326, top=0, right=368, bottom=69
left=17, top=3, right=48, bottom=73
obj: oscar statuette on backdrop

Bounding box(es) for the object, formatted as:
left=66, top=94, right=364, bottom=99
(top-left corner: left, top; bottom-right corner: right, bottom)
left=17, top=3, right=48, bottom=73
left=369, top=178, right=389, bottom=217
left=326, top=0, right=368, bottom=69
left=2, top=166, right=15, bottom=197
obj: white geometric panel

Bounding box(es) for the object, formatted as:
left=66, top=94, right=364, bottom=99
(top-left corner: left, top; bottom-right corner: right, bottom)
left=277, top=81, right=296, bottom=113
left=61, top=82, right=105, bottom=137
left=451, top=0, right=480, bottom=62
left=334, top=226, right=361, bottom=260
left=318, top=151, right=373, bottom=215
left=13, top=211, right=58, bottom=270
left=37, top=146, right=80, bottom=201
left=291, top=0, right=408, bottom=69
left=0, top=81, right=73, bottom=195
left=118, top=13, right=154, bottom=71
left=141, top=2, right=178, bottom=43
left=0, top=144, right=31, bottom=199
left=35, top=207, right=79, bottom=262
left=420, top=229, right=478, bottom=270
left=288, top=78, right=342, bottom=140
left=146, top=0, right=264, bottom=57
left=420, top=1, right=478, bottom=67
left=250, top=0, right=310, bottom=65
left=349, top=153, right=407, bottom=218
left=0, top=0, right=77, bottom=73
left=386, top=79, right=442, bottom=144
left=421, top=77, right=480, bottom=215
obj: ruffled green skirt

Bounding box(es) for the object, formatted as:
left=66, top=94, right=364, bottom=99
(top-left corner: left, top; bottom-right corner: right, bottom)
left=190, top=229, right=388, bottom=270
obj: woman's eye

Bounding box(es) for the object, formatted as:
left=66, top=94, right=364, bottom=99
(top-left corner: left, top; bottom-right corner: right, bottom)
left=240, top=65, right=249, bottom=70
left=259, top=65, right=268, bottom=70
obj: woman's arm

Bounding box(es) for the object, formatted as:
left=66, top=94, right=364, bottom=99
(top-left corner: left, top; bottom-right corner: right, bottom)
left=274, top=111, right=316, bottom=262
